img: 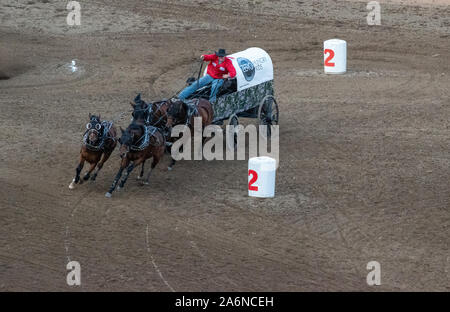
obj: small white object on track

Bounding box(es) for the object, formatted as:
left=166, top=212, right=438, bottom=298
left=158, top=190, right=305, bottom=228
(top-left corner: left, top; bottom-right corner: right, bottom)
left=70, top=60, right=78, bottom=73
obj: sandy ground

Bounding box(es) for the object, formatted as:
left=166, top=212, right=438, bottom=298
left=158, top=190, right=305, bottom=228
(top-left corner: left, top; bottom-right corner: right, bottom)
left=0, top=0, right=449, bottom=291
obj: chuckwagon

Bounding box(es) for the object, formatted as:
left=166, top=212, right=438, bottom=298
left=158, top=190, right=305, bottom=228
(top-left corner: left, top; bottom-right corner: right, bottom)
left=184, top=47, right=279, bottom=136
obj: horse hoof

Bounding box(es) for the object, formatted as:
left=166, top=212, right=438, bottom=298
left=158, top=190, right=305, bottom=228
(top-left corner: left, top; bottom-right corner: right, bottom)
left=69, top=182, right=75, bottom=189
left=137, top=175, right=142, bottom=180
left=167, top=166, right=173, bottom=171
left=142, top=181, right=149, bottom=185
left=105, top=192, right=112, bottom=198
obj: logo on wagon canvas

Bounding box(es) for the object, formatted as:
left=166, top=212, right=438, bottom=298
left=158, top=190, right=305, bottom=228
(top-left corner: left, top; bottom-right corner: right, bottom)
left=237, top=57, right=255, bottom=82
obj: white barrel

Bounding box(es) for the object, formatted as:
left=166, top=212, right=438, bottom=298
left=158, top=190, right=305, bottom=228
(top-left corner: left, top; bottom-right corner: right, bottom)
left=324, top=39, right=347, bottom=74
left=248, top=156, right=276, bottom=198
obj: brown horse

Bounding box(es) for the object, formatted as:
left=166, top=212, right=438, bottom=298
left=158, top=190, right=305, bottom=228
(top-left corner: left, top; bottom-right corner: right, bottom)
left=69, top=114, right=117, bottom=189
left=165, top=98, right=214, bottom=169
left=105, top=122, right=165, bottom=198
left=166, top=98, right=213, bottom=129
left=129, top=94, right=171, bottom=177
left=130, top=93, right=170, bottom=128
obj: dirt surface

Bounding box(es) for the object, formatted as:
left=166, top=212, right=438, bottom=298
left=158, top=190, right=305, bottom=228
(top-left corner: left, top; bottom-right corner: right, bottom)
left=1, top=0, right=449, bottom=291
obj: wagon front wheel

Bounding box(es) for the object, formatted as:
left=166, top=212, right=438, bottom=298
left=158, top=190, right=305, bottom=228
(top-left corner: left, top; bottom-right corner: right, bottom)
left=258, top=95, right=279, bottom=138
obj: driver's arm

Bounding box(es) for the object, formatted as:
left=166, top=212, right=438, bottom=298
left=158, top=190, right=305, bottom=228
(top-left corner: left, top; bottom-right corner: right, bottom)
left=202, top=54, right=215, bottom=62
left=225, top=60, right=237, bottom=78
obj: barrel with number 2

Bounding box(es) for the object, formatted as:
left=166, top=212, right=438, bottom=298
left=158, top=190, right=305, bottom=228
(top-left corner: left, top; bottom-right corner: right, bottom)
left=248, top=156, right=276, bottom=198
left=324, top=39, right=347, bottom=74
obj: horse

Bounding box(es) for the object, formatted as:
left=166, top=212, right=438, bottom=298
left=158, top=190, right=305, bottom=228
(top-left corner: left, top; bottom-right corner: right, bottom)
left=129, top=93, right=171, bottom=177
left=130, top=93, right=169, bottom=129
left=69, top=114, right=117, bottom=189
left=165, top=98, right=214, bottom=170
left=166, top=98, right=214, bottom=130
left=105, top=122, right=165, bottom=198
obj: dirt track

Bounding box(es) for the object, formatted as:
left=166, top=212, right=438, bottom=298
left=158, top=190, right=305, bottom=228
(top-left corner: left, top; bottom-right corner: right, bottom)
left=1, top=0, right=449, bottom=291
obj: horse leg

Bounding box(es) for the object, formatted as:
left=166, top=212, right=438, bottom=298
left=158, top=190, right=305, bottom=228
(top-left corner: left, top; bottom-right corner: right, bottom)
left=81, top=162, right=97, bottom=183
left=91, top=151, right=111, bottom=181
left=168, top=143, right=180, bottom=171
left=168, top=157, right=176, bottom=171
left=137, top=160, right=145, bottom=180
left=143, top=156, right=160, bottom=185
left=105, top=160, right=128, bottom=197
left=69, top=157, right=85, bottom=189
left=118, top=162, right=136, bottom=189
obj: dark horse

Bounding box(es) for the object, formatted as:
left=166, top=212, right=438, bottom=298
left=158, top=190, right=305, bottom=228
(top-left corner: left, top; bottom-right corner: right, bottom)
left=129, top=93, right=171, bottom=178
left=105, top=122, right=165, bottom=198
left=166, top=98, right=214, bottom=128
left=165, top=98, right=214, bottom=170
left=130, top=93, right=169, bottom=128
left=69, top=114, right=117, bottom=189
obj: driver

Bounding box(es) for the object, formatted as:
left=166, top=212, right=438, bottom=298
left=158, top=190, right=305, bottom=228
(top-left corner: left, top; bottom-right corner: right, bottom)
left=177, top=49, right=236, bottom=104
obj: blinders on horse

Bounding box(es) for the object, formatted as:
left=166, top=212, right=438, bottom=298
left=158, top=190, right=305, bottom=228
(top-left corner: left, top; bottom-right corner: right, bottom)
left=83, top=116, right=108, bottom=151
left=86, top=122, right=102, bottom=131
left=86, top=115, right=103, bottom=133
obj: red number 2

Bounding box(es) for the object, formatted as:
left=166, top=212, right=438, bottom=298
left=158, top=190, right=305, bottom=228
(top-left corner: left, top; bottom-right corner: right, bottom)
left=324, top=49, right=335, bottom=67
left=248, top=170, right=258, bottom=191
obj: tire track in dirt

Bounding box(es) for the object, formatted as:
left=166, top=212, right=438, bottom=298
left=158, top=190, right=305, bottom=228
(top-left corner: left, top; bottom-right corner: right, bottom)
left=63, top=188, right=96, bottom=264
left=145, top=223, right=175, bottom=292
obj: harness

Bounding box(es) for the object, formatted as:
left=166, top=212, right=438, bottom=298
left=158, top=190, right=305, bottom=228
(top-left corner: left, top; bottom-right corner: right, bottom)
left=184, top=99, right=199, bottom=125
left=150, top=101, right=169, bottom=126
left=130, top=125, right=162, bottom=151
left=83, top=121, right=113, bottom=151
left=133, top=101, right=168, bottom=127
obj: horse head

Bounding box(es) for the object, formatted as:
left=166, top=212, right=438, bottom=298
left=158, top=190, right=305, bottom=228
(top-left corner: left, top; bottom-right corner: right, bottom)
left=131, top=94, right=151, bottom=125
left=86, top=114, right=103, bottom=144
left=166, top=100, right=185, bottom=129
left=118, top=123, right=143, bottom=158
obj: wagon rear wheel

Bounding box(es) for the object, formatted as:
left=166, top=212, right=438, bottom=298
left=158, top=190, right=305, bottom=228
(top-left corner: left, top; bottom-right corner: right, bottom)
left=258, top=95, right=279, bottom=138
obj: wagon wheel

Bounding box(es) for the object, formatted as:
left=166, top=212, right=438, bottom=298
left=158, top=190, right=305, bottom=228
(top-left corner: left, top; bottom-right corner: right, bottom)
left=257, top=95, right=279, bottom=138
left=226, top=114, right=239, bottom=151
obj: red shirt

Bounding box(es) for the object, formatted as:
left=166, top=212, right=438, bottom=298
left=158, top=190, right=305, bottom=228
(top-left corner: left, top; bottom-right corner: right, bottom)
left=202, top=54, right=237, bottom=79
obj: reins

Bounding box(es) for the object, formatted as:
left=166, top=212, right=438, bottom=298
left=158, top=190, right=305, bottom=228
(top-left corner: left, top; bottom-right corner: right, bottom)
left=196, top=60, right=203, bottom=90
